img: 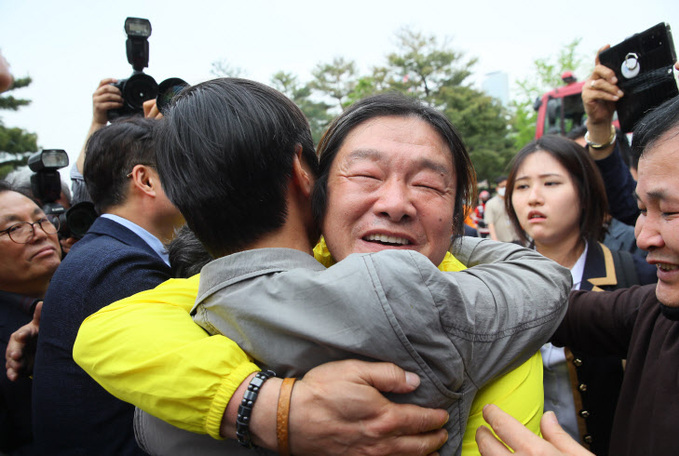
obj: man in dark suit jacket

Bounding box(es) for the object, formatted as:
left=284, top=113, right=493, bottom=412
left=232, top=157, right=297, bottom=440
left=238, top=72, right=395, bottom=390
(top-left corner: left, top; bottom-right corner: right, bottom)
left=31, top=118, right=184, bottom=455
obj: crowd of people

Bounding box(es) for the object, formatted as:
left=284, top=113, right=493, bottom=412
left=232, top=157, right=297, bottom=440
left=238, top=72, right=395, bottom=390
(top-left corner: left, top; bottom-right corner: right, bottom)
left=1, top=43, right=679, bottom=456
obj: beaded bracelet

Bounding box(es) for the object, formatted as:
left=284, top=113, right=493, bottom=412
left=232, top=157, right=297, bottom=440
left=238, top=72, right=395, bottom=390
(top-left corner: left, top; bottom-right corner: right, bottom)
left=236, top=370, right=276, bottom=448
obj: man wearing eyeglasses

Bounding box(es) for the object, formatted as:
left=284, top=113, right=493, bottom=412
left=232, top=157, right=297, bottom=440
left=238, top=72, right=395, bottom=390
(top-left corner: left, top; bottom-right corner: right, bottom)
left=0, top=180, right=62, bottom=454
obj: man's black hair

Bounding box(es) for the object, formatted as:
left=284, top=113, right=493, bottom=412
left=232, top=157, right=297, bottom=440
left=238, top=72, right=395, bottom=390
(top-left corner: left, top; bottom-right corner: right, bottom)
left=156, top=78, right=317, bottom=258
left=633, top=95, right=679, bottom=159
left=0, top=180, right=12, bottom=193
left=312, top=92, right=476, bottom=238
left=615, top=128, right=634, bottom=171
left=84, top=117, right=157, bottom=214
left=167, top=225, right=212, bottom=278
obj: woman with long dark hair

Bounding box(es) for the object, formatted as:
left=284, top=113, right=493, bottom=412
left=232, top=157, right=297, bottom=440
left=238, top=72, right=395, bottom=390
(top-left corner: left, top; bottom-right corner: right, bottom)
left=505, top=135, right=654, bottom=456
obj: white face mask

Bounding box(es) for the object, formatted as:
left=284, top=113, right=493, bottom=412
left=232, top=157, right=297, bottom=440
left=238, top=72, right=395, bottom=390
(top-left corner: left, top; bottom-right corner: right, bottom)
left=497, top=187, right=506, bottom=197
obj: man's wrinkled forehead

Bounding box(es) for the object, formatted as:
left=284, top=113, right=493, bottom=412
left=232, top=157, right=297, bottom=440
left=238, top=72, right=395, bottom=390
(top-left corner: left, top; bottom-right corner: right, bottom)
left=343, top=115, right=454, bottom=160
left=0, top=191, right=42, bottom=226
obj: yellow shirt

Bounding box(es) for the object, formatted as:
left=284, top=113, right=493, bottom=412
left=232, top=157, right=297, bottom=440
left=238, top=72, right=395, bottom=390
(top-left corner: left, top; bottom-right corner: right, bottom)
left=75, top=241, right=542, bottom=451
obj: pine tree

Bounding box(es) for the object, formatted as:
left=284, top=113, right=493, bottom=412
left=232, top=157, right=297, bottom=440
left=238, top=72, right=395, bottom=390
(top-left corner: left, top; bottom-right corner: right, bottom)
left=0, top=76, right=38, bottom=179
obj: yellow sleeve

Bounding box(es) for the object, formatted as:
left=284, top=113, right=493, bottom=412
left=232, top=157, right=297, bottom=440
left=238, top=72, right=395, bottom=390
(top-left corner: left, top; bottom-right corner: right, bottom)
left=439, top=250, right=544, bottom=454
left=73, top=274, right=260, bottom=439
left=461, top=353, right=544, bottom=455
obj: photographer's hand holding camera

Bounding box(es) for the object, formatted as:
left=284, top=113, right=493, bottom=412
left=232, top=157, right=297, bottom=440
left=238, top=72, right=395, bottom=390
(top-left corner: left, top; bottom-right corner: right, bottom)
left=74, top=17, right=184, bottom=200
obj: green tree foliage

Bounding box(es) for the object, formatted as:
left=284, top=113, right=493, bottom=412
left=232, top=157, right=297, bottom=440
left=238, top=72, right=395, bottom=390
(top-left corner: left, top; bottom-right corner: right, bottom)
left=439, top=85, right=515, bottom=183
left=0, top=76, right=32, bottom=110
left=384, top=28, right=476, bottom=104
left=510, top=38, right=590, bottom=147
left=343, top=68, right=390, bottom=107
left=510, top=102, right=538, bottom=153
left=310, top=57, right=357, bottom=111
left=0, top=76, right=38, bottom=179
left=271, top=71, right=333, bottom=144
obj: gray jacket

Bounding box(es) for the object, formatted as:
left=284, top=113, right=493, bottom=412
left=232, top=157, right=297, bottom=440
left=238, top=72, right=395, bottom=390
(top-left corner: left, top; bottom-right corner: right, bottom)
left=136, top=237, right=570, bottom=456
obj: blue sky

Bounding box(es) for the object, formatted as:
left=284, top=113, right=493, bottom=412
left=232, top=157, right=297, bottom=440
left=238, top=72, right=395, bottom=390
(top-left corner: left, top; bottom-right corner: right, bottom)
left=1, top=0, right=677, bottom=173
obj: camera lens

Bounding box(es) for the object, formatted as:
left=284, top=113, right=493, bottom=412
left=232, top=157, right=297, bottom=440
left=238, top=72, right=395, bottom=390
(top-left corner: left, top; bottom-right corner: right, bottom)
left=123, top=73, right=158, bottom=111
left=65, top=202, right=98, bottom=239
left=157, top=78, right=189, bottom=114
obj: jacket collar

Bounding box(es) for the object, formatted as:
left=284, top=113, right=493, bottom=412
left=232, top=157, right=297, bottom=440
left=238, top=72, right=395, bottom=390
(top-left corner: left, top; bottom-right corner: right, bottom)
left=582, top=242, right=618, bottom=292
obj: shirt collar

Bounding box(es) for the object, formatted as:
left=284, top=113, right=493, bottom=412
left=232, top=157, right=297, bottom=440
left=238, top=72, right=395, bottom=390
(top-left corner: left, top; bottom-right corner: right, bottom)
left=100, top=214, right=169, bottom=266
left=570, top=241, right=589, bottom=291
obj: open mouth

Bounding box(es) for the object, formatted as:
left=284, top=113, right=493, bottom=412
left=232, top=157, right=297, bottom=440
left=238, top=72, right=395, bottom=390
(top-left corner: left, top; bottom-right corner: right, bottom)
left=364, top=233, right=411, bottom=246
left=657, top=263, right=679, bottom=272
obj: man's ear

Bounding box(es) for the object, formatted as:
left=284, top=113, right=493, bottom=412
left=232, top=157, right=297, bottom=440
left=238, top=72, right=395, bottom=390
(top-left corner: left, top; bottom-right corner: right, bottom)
left=128, top=164, right=159, bottom=198
left=292, top=144, right=313, bottom=198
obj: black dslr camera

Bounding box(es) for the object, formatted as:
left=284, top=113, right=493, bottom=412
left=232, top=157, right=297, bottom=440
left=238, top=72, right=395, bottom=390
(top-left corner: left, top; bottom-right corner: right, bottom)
left=108, top=17, right=189, bottom=120
left=28, top=150, right=98, bottom=240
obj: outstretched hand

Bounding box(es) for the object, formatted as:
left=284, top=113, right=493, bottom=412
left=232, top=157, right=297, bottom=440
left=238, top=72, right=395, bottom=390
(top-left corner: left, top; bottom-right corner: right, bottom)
left=6, top=300, right=41, bottom=381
